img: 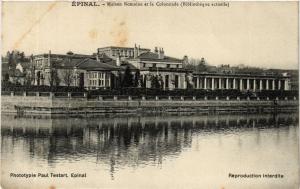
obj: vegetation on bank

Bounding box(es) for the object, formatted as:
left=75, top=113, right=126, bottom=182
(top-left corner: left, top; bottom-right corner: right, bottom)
left=2, top=83, right=298, bottom=100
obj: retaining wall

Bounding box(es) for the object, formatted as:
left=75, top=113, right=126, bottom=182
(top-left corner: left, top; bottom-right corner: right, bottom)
left=1, top=95, right=298, bottom=114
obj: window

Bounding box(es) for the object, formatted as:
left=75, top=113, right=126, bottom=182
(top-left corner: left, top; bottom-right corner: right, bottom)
left=176, top=65, right=179, bottom=68
left=167, top=64, right=170, bottom=68
left=143, top=63, right=146, bottom=67
left=153, top=63, right=156, bottom=68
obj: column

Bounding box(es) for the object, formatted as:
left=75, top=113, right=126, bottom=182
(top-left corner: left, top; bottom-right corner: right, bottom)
left=259, top=80, right=263, bottom=90
left=204, top=77, right=207, bottom=89
left=278, top=80, right=281, bottom=90
left=266, top=80, right=269, bottom=90
left=246, top=79, right=250, bottom=90
left=169, top=75, right=172, bottom=89
left=226, top=78, right=229, bottom=89
left=103, top=72, right=106, bottom=87
left=183, top=75, right=187, bottom=89
left=284, top=80, right=289, bottom=90
left=272, top=80, right=275, bottom=90
left=162, top=75, right=166, bottom=90
left=240, top=79, right=243, bottom=90
left=253, top=79, right=256, bottom=92
left=212, top=78, right=214, bottom=90
left=219, top=78, right=222, bottom=89
left=233, top=78, right=236, bottom=89
left=197, top=77, right=200, bottom=89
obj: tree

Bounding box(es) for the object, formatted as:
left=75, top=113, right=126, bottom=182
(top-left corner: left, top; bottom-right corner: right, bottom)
left=121, top=66, right=134, bottom=88
left=134, top=69, right=141, bottom=87
left=62, top=69, right=73, bottom=87
left=185, top=75, right=193, bottom=89
left=7, top=51, right=16, bottom=70
left=150, top=75, right=161, bottom=89
left=3, top=73, right=9, bottom=84
left=185, top=57, right=209, bottom=72
left=48, top=69, right=60, bottom=87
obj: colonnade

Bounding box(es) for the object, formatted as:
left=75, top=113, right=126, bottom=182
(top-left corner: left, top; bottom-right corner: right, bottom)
left=193, top=76, right=290, bottom=91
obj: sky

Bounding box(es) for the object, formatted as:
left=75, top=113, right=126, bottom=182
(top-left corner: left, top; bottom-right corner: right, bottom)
left=1, top=1, right=298, bottom=69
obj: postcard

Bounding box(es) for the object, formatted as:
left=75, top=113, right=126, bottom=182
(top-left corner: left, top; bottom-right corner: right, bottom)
left=1, top=1, right=299, bottom=189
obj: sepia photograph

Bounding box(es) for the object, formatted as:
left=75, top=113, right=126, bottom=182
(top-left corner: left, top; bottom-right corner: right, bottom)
left=1, top=1, right=299, bottom=189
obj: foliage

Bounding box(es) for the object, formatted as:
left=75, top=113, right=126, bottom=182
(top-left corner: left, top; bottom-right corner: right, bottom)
left=134, top=70, right=141, bottom=87
left=184, top=57, right=210, bottom=72
left=121, top=66, right=134, bottom=88
left=150, top=75, right=161, bottom=89
left=62, top=69, right=73, bottom=87
left=48, top=69, right=60, bottom=87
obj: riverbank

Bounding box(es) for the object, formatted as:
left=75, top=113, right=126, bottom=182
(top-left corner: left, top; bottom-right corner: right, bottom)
left=1, top=95, right=298, bottom=115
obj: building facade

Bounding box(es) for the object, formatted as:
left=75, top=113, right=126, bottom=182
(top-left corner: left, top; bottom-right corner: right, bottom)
left=192, top=72, right=290, bottom=91
left=28, top=45, right=292, bottom=91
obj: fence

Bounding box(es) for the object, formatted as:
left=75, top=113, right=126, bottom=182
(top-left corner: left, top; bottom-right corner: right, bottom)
left=2, top=91, right=298, bottom=101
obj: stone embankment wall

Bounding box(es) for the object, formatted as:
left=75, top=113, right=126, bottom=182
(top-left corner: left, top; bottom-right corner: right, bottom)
left=1, top=95, right=298, bottom=114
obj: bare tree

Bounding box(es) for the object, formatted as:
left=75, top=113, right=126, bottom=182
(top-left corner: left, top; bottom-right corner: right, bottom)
left=48, top=69, right=60, bottom=87
left=62, top=69, right=73, bottom=87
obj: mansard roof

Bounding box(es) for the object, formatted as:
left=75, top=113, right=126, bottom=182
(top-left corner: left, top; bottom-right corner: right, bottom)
left=97, top=53, right=114, bottom=63
left=52, top=54, right=118, bottom=70
left=75, top=58, right=119, bottom=71
left=137, top=52, right=182, bottom=63
left=54, top=58, right=83, bottom=68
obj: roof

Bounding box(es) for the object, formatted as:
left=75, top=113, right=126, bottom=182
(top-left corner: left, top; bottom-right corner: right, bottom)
left=192, top=71, right=290, bottom=78
left=137, top=52, right=183, bottom=63
left=75, top=58, right=119, bottom=71
left=140, top=67, right=191, bottom=73
left=97, top=53, right=114, bottom=63
left=98, top=46, right=150, bottom=51
left=120, top=62, right=138, bottom=71
left=34, top=53, right=93, bottom=59
left=54, top=58, right=83, bottom=68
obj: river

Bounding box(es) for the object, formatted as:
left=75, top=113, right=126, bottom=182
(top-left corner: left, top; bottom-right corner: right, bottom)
left=1, top=112, right=299, bottom=189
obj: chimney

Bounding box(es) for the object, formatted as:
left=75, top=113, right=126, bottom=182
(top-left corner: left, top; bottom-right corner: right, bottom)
left=158, top=47, right=164, bottom=59
left=138, top=45, right=141, bottom=56
left=48, top=50, right=51, bottom=67
left=161, top=48, right=164, bottom=59
left=96, top=54, right=100, bottom=62
left=183, top=55, right=188, bottom=67
left=116, top=52, right=121, bottom=66
left=154, top=47, right=158, bottom=54
left=134, top=44, right=138, bottom=58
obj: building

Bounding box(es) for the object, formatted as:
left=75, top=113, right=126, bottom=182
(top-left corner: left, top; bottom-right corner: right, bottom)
left=192, top=72, right=290, bottom=91
left=97, top=45, right=191, bottom=90
left=32, top=51, right=124, bottom=90
left=27, top=45, right=293, bottom=91
left=97, top=45, right=150, bottom=59
left=32, top=51, right=93, bottom=86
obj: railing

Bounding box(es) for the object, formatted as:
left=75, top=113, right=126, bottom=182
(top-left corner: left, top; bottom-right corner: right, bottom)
left=1, top=91, right=298, bottom=101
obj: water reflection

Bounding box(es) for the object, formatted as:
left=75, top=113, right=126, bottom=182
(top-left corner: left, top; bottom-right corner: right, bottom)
left=1, top=113, right=298, bottom=177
